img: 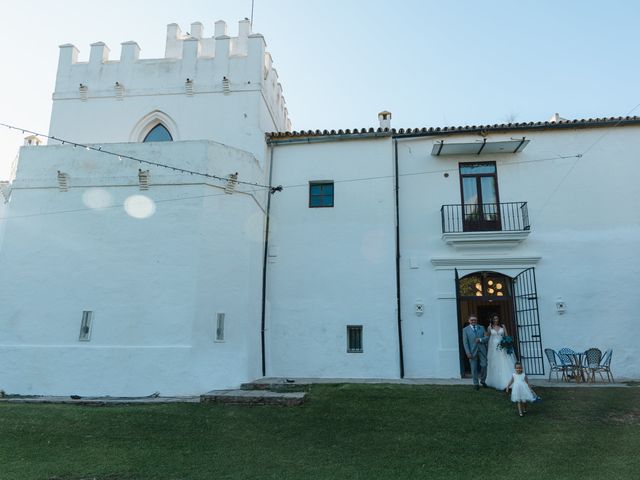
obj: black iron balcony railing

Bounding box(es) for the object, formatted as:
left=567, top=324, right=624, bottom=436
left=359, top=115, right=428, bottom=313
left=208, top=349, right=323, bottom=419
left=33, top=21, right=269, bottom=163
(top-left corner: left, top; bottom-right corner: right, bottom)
left=440, top=202, right=530, bottom=233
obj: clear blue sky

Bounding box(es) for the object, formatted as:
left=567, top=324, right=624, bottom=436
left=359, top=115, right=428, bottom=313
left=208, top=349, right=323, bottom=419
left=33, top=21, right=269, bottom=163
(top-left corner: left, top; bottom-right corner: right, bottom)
left=1, top=0, right=639, bottom=178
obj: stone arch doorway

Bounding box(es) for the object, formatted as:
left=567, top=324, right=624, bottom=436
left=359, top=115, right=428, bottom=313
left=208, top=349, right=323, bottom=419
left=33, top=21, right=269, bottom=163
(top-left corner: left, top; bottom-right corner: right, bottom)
left=455, top=270, right=516, bottom=377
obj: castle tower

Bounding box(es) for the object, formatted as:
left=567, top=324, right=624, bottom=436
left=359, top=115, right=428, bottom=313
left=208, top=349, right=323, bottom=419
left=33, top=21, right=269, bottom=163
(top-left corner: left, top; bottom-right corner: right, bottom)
left=49, top=21, right=291, bottom=165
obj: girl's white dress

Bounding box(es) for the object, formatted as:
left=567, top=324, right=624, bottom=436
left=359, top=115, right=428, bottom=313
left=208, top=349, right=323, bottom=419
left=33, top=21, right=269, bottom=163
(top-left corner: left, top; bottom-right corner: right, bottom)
left=510, top=372, right=536, bottom=403
left=485, top=327, right=515, bottom=390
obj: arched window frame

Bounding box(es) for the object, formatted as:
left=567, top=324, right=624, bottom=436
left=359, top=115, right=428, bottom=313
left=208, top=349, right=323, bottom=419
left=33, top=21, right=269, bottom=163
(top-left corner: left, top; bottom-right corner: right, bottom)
left=130, top=110, right=179, bottom=143
left=143, top=124, right=173, bottom=142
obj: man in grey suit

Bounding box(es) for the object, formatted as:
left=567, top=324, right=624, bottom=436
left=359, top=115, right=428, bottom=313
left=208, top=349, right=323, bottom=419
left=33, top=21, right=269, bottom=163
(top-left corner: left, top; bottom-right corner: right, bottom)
left=463, top=314, right=488, bottom=390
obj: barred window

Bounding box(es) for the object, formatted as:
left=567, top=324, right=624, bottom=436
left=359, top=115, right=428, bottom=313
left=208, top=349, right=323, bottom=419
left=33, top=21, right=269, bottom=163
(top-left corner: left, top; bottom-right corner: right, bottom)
left=347, top=325, right=363, bottom=353
left=79, top=311, right=93, bottom=341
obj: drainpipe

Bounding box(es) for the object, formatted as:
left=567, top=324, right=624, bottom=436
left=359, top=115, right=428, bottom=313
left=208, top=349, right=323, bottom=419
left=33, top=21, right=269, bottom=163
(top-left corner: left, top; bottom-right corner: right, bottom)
left=394, top=138, right=405, bottom=378
left=260, top=146, right=275, bottom=377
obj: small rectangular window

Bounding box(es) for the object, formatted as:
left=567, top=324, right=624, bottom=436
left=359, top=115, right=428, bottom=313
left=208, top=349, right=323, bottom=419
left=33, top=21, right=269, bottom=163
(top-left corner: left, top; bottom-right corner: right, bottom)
left=309, top=181, right=334, bottom=208
left=79, top=311, right=93, bottom=341
left=215, top=313, right=225, bottom=342
left=347, top=325, right=363, bottom=353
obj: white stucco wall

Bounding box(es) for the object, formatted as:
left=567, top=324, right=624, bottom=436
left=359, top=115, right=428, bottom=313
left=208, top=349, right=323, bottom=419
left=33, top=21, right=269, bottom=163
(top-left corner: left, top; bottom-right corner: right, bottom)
left=0, top=140, right=266, bottom=395
left=266, top=137, right=400, bottom=378
left=48, top=22, right=289, bottom=166
left=396, top=126, right=640, bottom=378
left=2, top=20, right=639, bottom=395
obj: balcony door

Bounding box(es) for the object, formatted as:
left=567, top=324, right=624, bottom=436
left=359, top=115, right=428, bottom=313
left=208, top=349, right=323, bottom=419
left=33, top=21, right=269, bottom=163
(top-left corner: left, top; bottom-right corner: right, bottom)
left=459, top=162, right=501, bottom=231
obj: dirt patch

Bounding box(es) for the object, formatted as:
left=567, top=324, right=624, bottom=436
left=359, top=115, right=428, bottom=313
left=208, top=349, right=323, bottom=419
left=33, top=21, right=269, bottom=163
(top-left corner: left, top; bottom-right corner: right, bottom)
left=608, top=409, right=640, bottom=425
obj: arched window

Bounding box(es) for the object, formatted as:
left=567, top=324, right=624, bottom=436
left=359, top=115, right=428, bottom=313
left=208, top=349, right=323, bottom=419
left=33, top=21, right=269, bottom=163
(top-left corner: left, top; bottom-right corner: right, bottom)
left=143, top=124, right=173, bottom=142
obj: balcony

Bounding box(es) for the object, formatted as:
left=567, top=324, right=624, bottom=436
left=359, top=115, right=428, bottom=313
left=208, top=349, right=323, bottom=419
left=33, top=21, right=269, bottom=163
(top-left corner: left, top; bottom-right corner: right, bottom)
left=440, top=202, right=531, bottom=250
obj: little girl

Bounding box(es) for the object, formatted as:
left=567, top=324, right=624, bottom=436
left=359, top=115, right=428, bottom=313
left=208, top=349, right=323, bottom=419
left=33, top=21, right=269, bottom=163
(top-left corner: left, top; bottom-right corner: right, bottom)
left=506, top=362, right=539, bottom=417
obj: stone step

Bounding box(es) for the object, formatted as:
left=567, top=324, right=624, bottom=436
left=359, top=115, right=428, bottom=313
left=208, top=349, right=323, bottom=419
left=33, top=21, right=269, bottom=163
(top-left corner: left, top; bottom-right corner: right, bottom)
left=200, top=389, right=306, bottom=406
left=240, top=379, right=301, bottom=391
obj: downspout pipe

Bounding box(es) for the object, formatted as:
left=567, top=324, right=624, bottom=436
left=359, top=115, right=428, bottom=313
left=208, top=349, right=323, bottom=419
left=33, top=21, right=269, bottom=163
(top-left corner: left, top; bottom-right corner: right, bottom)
left=394, top=138, right=405, bottom=378
left=260, top=146, right=275, bottom=377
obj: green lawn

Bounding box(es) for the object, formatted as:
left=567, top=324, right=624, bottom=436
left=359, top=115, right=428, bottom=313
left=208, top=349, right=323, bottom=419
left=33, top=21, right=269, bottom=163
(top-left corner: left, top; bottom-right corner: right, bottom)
left=1, top=384, right=638, bottom=479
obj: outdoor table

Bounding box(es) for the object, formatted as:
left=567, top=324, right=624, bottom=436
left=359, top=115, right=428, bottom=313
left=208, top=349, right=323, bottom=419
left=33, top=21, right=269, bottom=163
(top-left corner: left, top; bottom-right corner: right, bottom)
left=568, top=351, right=586, bottom=383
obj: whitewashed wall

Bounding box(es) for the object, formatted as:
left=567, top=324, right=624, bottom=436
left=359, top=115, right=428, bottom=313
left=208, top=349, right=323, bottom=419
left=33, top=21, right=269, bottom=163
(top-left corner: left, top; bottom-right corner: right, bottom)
left=396, top=126, right=640, bottom=378
left=266, top=138, right=400, bottom=378
left=49, top=21, right=290, bottom=166
left=0, top=140, right=266, bottom=395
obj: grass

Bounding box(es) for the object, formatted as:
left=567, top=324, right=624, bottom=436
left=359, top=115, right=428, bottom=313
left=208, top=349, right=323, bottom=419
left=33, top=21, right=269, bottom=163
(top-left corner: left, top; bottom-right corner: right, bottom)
left=0, top=384, right=639, bottom=479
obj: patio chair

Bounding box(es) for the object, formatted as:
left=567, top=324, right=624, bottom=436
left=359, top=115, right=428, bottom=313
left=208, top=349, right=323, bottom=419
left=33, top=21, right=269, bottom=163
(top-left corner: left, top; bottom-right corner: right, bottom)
left=557, top=348, right=579, bottom=379
left=544, top=348, right=566, bottom=382
left=595, top=349, right=614, bottom=383
left=583, top=347, right=602, bottom=383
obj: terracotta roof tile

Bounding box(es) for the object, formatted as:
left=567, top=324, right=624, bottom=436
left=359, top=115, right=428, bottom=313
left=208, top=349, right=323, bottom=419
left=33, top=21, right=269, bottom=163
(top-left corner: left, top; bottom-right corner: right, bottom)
left=267, top=116, right=640, bottom=142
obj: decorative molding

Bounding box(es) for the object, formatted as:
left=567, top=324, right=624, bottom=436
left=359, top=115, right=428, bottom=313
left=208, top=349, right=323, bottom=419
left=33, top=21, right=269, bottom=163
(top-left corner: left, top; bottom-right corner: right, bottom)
left=114, top=82, right=124, bottom=100
left=430, top=256, right=541, bottom=269
left=441, top=230, right=531, bottom=250
left=129, top=109, right=180, bottom=142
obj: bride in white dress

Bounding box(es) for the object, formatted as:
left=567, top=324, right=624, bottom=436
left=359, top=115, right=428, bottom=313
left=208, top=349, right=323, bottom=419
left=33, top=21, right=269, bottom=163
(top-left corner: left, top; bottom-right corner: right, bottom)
left=485, top=315, right=515, bottom=390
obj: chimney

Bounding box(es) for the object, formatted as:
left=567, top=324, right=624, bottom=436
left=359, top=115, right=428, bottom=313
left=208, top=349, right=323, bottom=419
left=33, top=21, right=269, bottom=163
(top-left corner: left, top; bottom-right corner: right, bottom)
left=24, top=135, right=42, bottom=146
left=549, top=112, right=567, bottom=123
left=378, top=111, right=392, bottom=129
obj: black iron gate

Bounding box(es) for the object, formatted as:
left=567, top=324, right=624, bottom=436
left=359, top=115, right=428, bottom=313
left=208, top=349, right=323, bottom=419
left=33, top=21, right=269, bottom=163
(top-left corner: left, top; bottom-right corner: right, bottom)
left=513, top=268, right=545, bottom=375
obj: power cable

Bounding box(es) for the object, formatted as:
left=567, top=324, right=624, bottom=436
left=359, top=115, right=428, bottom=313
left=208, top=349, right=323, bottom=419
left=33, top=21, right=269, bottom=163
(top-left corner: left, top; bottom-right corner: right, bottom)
left=0, top=122, right=277, bottom=192
left=535, top=101, right=640, bottom=217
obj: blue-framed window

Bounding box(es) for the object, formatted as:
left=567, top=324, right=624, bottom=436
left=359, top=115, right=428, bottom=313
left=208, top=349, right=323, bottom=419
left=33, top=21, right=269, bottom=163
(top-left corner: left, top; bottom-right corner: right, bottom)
left=309, top=181, right=334, bottom=208
left=143, top=124, right=173, bottom=142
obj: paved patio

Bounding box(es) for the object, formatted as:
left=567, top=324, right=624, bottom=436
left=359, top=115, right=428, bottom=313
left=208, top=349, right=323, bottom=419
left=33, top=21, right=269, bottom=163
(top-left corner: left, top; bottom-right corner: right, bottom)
left=0, top=376, right=632, bottom=405
left=247, top=376, right=632, bottom=388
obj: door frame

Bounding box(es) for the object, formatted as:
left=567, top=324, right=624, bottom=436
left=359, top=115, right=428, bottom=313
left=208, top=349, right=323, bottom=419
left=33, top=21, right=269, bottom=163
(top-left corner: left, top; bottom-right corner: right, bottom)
left=459, top=161, right=502, bottom=232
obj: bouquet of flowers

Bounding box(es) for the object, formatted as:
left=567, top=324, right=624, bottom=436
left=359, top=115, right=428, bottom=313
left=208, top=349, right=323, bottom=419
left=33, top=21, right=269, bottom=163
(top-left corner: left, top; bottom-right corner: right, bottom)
left=497, top=336, right=515, bottom=355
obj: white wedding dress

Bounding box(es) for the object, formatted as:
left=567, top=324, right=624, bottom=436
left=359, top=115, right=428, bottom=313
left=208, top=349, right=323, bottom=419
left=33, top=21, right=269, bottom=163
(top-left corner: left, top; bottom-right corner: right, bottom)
left=485, top=327, right=515, bottom=390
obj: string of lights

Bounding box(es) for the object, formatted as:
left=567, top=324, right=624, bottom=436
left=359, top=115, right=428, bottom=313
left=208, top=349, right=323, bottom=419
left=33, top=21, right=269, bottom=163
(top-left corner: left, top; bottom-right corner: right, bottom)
left=2, top=118, right=624, bottom=223
left=2, top=120, right=588, bottom=194
left=0, top=122, right=279, bottom=192
left=276, top=152, right=583, bottom=191
left=0, top=151, right=584, bottom=221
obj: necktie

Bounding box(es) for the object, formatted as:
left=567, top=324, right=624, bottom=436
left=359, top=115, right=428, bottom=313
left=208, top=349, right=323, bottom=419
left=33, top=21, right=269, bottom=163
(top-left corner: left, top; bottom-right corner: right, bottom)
left=473, top=326, right=477, bottom=333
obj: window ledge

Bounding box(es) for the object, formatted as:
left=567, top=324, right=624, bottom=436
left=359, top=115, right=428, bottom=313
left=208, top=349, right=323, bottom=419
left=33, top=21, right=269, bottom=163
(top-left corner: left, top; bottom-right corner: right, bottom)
left=442, top=230, right=530, bottom=250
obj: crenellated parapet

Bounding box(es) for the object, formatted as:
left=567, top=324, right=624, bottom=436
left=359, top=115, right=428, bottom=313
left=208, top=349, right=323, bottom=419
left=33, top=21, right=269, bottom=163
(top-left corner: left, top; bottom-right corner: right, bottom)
left=53, top=20, right=290, bottom=131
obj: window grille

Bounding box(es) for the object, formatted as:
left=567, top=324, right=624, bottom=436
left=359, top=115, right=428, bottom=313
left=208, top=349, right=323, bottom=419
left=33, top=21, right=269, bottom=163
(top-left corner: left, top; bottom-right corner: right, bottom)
left=215, top=313, right=225, bottom=342
left=79, top=311, right=93, bottom=341
left=347, top=325, right=363, bottom=353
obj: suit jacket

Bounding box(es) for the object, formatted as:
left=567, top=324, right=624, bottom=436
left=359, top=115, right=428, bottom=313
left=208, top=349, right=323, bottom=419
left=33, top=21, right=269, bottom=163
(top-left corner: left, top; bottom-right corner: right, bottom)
left=463, top=324, right=488, bottom=359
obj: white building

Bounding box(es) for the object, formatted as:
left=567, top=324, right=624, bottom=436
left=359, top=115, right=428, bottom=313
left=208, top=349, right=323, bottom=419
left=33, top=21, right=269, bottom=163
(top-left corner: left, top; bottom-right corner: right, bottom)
left=1, top=22, right=638, bottom=396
